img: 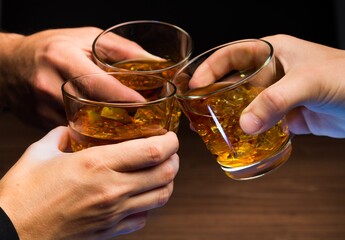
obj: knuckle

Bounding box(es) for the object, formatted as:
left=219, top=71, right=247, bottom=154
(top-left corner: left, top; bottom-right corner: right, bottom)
left=147, top=143, right=164, bottom=163
left=33, top=73, right=52, bottom=93
left=156, top=184, right=173, bottom=207
left=161, top=159, right=177, bottom=183
left=169, top=132, right=179, bottom=150
left=82, top=155, right=104, bottom=171
left=260, top=87, right=288, bottom=114
left=40, top=38, right=66, bottom=59
left=98, top=187, right=117, bottom=206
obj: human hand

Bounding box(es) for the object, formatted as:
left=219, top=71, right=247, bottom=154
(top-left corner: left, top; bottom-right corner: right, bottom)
left=0, top=126, right=179, bottom=239
left=0, top=28, right=102, bottom=129
left=188, top=35, right=345, bottom=138
left=240, top=34, right=345, bottom=138
left=0, top=27, right=158, bottom=129
left=92, top=29, right=163, bottom=65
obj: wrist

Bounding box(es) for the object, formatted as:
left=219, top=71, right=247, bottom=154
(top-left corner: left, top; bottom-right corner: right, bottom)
left=0, top=32, right=25, bottom=108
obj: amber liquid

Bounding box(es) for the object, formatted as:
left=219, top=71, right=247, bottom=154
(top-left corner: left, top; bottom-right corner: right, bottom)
left=178, top=84, right=290, bottom=168
left=110, top=59, right=182, bottom=133
left=112, top=59, right=178, bottom=79
left=69, top=102, right=172, bottom=151
left=68, top=82, right=174, bottom=152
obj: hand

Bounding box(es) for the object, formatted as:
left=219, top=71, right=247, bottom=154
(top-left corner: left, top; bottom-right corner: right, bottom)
left=0, top=28, right=103, bottom=129
left=0, top=27, right=158, bottom=129
left=93, top=30, right=163, bottom=64
left=240, top=34, right=345, bottom=138
left=0, top=127, right=179, bottom=239
left=187, top=34, right=345, bottom=138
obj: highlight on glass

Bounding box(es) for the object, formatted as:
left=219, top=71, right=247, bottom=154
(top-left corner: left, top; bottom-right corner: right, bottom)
left=92, top=20, right=193, bottom=133
left=172, top=39, right=292, bottom=180
left=62, top=72, right=176, bottom=152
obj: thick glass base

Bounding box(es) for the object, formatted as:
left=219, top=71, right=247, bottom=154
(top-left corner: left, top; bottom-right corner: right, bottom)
left=222, top=139, right=292, bottom=180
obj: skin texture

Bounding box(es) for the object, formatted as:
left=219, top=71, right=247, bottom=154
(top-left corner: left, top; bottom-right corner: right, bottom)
left=0, top=27, right=180, bottom=239
left=0, top=127, right=179, bottom=239
left=241, top=34, right=345, bottom=138
left=0, top=27, right=160, bottom=129
left=189, top=34, right=345, bottom=138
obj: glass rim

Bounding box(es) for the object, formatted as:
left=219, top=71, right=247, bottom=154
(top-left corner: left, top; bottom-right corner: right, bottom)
left=61, top=71, right=177, bottom=107
left=92, top=19, right=194, bottom=74
left=174, top=38, right=274, bottom=100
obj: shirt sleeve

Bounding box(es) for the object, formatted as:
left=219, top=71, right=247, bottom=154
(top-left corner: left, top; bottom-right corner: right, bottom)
left=0, top=207, right=20, bottom=240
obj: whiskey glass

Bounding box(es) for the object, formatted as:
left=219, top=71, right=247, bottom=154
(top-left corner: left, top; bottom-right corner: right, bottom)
left=62, top=72, right=176, bottom=152
left=173, top=39, right=292, bottom=180
left=92, top=20, right=193, bottom=133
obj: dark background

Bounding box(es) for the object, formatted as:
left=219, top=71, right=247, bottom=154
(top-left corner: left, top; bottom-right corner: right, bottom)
left=1, top=1, right=341, bottom=56
left=2, top=2, right=345, bottom=240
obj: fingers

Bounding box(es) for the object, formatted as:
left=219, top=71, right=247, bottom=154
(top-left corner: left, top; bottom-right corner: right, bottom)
left=101, top=154, right=178, bottom=225
left=93, top=32, right=163, bottom=63
left=74, top=131, right=179, bottom=202
left=28, top=126, right=70, bottom=153
left=55, top=46, right=106, bottom=78
left=124, top=180, right=175, bottom=212
left=95, top=212, right=148, bottom=238
left=189, top=41, right=258, bottom=88
left=239, top=70, right=316, bottom=134
left=71, top=140, right=178, bottom=237
left=85, top=151, right=178, bottom=206
left=113, top=211, right=148, bottom=236
left=123, top=154, right=178, bottom=195
left=76, top=132, right=179, bottom=210
left=88, top=159, right=177, bottom=237
left=85, top=131, right=179, bottom=171
left=9, top=126, right=70, bottom=176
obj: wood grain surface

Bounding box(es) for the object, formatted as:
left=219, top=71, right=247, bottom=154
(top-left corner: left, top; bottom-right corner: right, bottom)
left=1, top=112, right=345, bottom=240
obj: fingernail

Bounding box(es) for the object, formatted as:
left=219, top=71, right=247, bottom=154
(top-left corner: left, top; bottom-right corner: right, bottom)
left=240, top=112, right=263, bottom=134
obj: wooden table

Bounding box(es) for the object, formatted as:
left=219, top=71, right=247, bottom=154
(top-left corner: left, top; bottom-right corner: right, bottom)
left=1, top=111, right=345, bottom=240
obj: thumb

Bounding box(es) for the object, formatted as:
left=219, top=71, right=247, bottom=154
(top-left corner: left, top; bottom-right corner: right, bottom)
left=239, top=71, right=314, bottom=135
left=23, top=126, right=70, bottom=160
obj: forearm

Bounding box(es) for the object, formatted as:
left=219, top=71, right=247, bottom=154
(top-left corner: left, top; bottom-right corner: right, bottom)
left=0, top=32, right=24, bottom=108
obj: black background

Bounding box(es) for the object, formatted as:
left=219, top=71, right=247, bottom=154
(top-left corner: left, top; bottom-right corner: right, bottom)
left=1, top=1, right=339, bottom=57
